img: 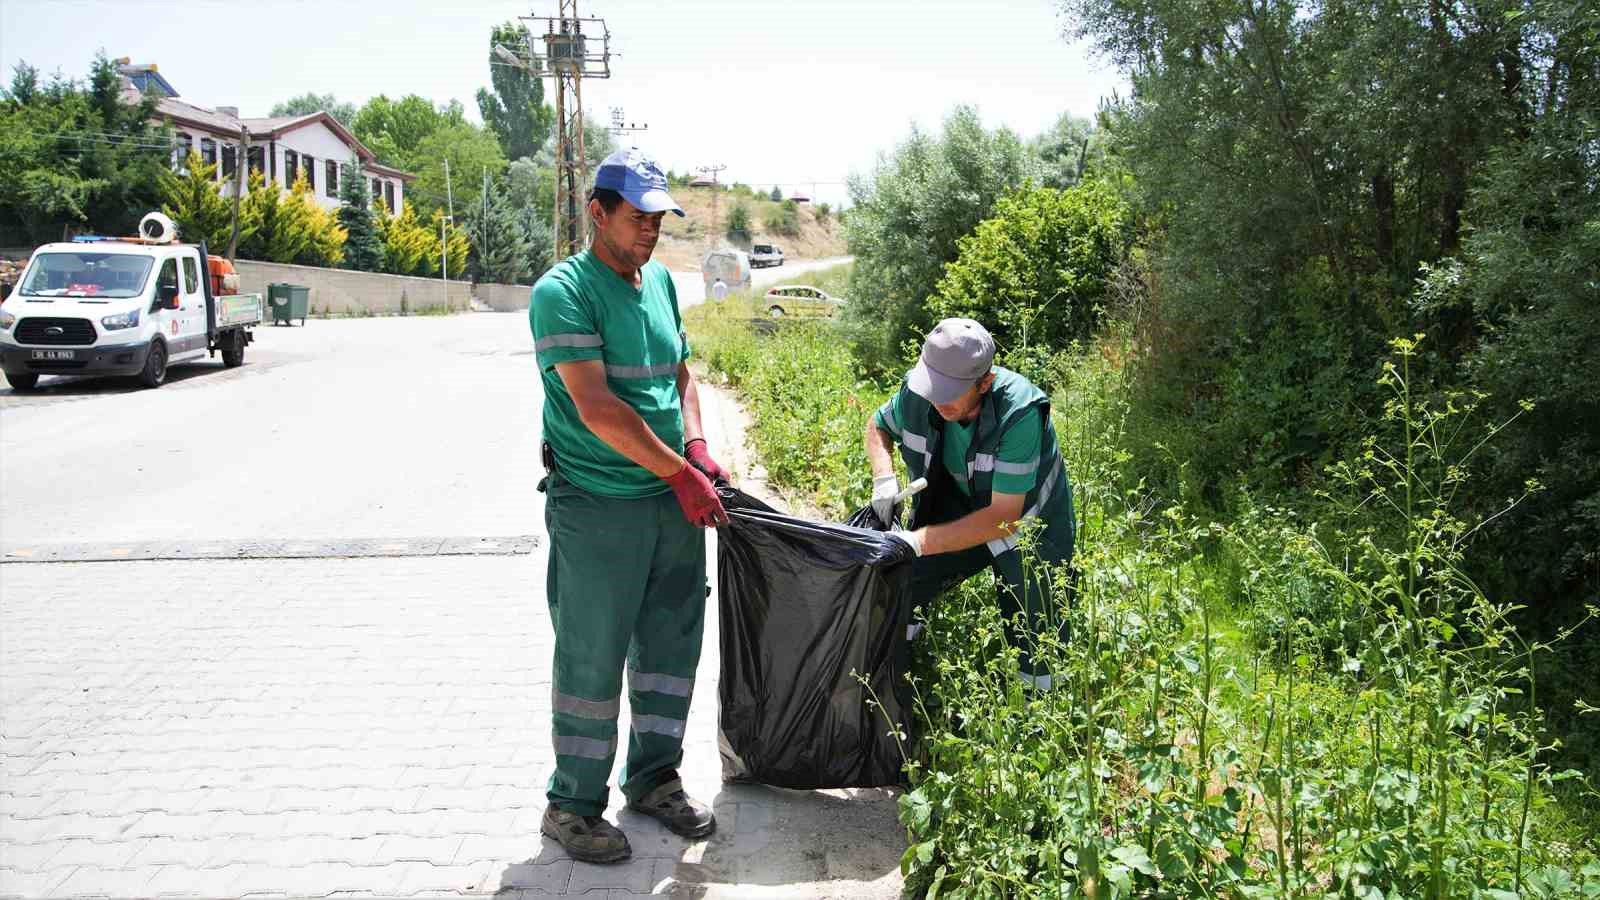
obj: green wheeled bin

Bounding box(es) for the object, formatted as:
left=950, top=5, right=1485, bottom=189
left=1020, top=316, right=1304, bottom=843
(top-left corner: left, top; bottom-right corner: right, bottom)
left=268, top=283, right=311, bottom=326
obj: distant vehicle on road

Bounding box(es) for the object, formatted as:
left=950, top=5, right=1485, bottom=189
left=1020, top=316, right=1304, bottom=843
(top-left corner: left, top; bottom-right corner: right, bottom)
left=762, top=285, right=845, bottom=319
left=750, top=243, right=785, bottom=268
left=0, top=212, right=263, bottom=391
left=701, top=248, right=752, bottom=295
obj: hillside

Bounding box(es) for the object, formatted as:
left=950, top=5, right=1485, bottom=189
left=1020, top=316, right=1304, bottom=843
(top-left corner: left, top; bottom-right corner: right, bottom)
left=649, top=185, right=846, bottom=272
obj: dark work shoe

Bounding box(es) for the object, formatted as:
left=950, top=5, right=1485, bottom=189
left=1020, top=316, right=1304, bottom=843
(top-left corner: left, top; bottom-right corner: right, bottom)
left=541, top=806, right=631, bottom=864
left=627, top=778, right=717, bottom=839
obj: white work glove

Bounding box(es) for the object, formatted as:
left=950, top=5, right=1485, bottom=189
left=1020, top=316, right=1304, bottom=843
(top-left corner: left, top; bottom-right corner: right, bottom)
left=890, top=527, right=924, bottom=557
left=871, top=474, right=901, bottom=529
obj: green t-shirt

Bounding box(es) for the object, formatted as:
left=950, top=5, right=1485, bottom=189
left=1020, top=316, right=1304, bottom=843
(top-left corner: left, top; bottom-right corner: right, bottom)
left=875, top=390, right=1042, bottom=497
left=529, top=250, right=690, bottom=499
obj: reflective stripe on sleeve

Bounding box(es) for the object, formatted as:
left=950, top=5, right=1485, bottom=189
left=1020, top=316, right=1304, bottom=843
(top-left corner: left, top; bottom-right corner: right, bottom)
left=534, top=333, right=604, bottom=352
left=553, top=690, right=620, bottom=721
left=994, top=456, right=1040, bottom=476
left=986, top=458, right=1063, bottom=557
left=629, top=669, right=693, bottom=697
left=605, top=361, right=680, bottom=379
left=971, top=454, right=1039, bottom=477
left=880, top=402, right=903, bottom=438
left=902, top=430, right=934, bottom=469
left=553, top=735, right=617, bottom=759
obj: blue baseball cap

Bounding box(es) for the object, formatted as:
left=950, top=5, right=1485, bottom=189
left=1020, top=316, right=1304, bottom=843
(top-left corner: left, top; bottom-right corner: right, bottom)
left=593, top=148, right=684, bottom=217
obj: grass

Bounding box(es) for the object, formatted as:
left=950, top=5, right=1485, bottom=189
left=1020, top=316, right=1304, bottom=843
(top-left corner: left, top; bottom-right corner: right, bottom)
left=685, top=304, right=1600, bottom=898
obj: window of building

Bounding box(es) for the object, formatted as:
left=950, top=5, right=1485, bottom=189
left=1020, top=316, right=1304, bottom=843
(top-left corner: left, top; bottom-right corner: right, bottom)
left=384, top=181, right=396, bottom=214
left=247, top=145, right=264, bottom=177
left=222, top=144, right=237, bottom=179
left=371, top=178, right=380, bottom=202
left=326, top=160, right=339, bottom=198
left=200, top=137, right=217, bottom=175
left=173, top=131, right=193, bottom=170
left=302, top=154, right=315, bottom=192
left=284, top=150, right=299, bottom=187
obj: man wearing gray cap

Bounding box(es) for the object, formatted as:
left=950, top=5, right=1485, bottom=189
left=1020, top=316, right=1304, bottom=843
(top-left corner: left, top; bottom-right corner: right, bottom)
left=864, top=318, right=1076, bottom=689
left=529, top=148, right=727, bottom=863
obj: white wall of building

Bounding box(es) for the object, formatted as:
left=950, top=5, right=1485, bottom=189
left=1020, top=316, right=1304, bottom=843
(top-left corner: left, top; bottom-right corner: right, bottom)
left=167, top=121, right=405, bottom=214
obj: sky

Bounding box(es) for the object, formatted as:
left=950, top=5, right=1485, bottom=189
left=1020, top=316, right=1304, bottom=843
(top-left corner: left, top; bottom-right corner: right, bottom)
left=0, top=0, right=1127, bottom=209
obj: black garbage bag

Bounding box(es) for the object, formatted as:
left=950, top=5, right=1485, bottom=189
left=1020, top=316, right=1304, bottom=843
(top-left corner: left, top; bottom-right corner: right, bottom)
left=716, top=487, right=916, bottom=789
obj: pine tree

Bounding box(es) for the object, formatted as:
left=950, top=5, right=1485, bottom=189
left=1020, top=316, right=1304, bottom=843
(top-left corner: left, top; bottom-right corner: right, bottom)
left=466, top=185, right=534, bottom=285
left=159, top=151, right=232, bottom=248
left=377, top=200, right=435, bottom=276
left=337, top=160, right=385, bottom=271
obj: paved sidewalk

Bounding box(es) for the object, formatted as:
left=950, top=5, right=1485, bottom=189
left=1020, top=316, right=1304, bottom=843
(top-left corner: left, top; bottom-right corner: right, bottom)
left=0, top=371, right=906, bottom=899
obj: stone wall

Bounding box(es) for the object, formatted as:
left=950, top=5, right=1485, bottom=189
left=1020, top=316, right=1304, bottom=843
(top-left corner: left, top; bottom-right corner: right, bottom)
left=233, top=260, right=532, bottom=316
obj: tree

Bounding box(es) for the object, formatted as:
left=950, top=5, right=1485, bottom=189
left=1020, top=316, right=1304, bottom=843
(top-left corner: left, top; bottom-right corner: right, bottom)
left=350, top=94, right=466, bottom=173
left=476, top=21, right=553, bottom=162
left=842, top=106, right=1038, bottom=370
left=375, top=199, right=436, bottom=277
left=336, top=161, right=384, bottom=271
left=0, top=54, right=167, bottom=244
left=238, top=172, right=344, bottom=266
left=407, top=123, right=507, bottom=217
left=464, top=183, right=534, bottom=285
left=768, top=185, right=783, bottom=202
left=159, top=151, right=234, bottom=248
left=269, top=93, right=356, bottom=128
left=1031, top=112, right=1108, bottom=189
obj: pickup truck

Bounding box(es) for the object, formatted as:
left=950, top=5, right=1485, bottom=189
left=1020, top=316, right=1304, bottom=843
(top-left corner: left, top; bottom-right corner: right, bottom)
left=0, top=220, right=261, bottom=391
left=749, top=243, right=785, bottom=269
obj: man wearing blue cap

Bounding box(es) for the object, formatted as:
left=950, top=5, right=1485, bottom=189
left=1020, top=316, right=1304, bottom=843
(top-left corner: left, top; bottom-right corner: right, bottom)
left=865, top=318, right=1076, bottom=689
left=529, top=148, right=729, bottom=863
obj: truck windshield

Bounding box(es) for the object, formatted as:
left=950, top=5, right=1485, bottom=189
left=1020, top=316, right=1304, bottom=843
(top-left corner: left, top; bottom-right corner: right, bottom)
left=19, top=253, right=155, bottom=299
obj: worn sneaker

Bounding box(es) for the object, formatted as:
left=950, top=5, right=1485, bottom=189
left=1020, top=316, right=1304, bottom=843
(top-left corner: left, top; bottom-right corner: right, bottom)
left=541, top=806, right=631, bottom=864
left=626, top=778, right=717, bottom=839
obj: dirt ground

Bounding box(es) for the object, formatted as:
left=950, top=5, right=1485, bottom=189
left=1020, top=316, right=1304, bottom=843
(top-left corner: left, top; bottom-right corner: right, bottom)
left=651, top=187, right=846, bottom=272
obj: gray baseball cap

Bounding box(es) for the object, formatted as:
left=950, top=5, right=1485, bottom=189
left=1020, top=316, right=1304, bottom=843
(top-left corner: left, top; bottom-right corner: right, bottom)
left=906, top=318, right=996, bottom=405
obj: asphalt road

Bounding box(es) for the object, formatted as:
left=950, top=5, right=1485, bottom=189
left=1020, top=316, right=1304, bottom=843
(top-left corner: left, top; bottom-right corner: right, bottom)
left=1, top=315, right=543, bottom=545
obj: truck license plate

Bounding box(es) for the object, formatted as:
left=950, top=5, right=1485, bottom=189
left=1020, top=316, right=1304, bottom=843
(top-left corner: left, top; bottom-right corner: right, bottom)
left=30, top=349, right=74, bottom=361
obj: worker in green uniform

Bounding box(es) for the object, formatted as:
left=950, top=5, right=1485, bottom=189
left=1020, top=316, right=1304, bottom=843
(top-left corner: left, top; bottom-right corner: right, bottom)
left=865, top=318, right=1076, bottom=689
left=530, top=148, right=729, bottom=864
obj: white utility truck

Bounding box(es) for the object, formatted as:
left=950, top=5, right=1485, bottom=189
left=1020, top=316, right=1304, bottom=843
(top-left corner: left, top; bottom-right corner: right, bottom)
left=0, top=213, right=262, bottom=391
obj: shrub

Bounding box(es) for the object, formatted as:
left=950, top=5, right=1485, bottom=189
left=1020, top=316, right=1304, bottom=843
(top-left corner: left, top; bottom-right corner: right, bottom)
left=842, top=106, right=1038, bottom=373
left=726, top=201, right=750, bottom=238
left=928, top=182, right=1130, bottom=379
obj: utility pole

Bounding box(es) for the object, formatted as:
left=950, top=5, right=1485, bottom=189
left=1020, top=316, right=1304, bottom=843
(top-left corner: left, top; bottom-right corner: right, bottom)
left=441, top=157, right=453, bottom=287
left=697, top=163, right=726, bottom=246
left=608, top=106, right=648, bottom=141
left=494, top=4, right=613, bottom=261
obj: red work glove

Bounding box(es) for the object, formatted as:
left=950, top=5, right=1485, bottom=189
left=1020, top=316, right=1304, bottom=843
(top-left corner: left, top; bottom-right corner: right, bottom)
left=684, top=438, right=731, bottom=485
left=664, top=462, right=729, bottom=528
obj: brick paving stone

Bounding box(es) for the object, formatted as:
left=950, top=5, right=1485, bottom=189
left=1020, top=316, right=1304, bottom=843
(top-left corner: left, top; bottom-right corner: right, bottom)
left=1, top=350, right=907, bottom=898
left=564, top=856, right=658, bottom=894
left=494, top=858, right=575, bottom=893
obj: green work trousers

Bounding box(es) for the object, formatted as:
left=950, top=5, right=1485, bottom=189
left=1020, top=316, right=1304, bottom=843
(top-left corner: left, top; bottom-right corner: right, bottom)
left=907, top=486, right=1071, bottom=685
left=542, top=472, right=707, bottom=816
